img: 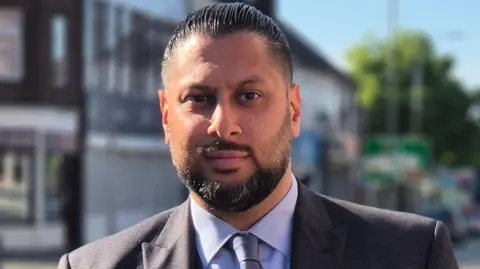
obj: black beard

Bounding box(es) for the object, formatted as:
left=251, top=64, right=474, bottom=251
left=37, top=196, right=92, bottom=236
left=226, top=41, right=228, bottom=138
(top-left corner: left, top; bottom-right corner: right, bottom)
left=174, top=110, right=292, bottom=212
left=179, top=152, right=289, bottom=212
left=175, top=109, right=292, bottom=212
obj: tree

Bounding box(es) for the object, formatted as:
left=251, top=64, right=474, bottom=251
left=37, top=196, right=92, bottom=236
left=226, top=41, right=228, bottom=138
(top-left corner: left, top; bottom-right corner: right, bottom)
left=346, top=30, right=480, bottom=168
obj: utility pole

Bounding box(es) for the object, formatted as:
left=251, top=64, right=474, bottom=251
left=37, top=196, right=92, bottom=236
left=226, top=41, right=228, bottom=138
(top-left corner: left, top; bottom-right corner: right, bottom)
left=386, top=0, right=399, bottom=138
left=385, top=0, right=400, bottom=187
left=410, top=55, right=424, bottom=135
left=409, top=31, right=463, bottom=135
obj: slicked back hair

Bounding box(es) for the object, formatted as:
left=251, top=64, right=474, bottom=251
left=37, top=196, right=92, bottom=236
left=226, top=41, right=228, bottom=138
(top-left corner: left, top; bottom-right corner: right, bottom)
left=161, top=2, right=293, bottom=85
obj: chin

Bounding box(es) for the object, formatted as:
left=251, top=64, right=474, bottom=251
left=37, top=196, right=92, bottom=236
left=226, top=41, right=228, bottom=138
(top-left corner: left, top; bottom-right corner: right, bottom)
left=207, top=201, right=260, bottom=213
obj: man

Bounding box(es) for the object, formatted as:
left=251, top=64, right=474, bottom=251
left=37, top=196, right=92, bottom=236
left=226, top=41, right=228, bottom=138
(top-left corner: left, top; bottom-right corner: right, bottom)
left=58, top=3, right=458, bottom=269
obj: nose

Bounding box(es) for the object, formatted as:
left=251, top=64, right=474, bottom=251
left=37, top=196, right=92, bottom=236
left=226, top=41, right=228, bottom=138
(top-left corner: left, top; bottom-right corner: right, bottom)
left=207, top=104, right=242, bottom=139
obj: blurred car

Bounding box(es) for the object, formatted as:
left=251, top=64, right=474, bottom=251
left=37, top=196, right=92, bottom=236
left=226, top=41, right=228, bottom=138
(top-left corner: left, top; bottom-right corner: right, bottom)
left=465, top=205, right=480, bottom=237
left=467, top=216, right=480, bottom=237
left=449, top=206, right=470, bottom=243
left=421, top=206, right=469, bottom=244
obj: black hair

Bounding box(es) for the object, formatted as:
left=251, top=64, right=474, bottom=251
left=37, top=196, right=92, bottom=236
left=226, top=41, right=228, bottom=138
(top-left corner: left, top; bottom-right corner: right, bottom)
left=162, top=2, right=292, bottom=84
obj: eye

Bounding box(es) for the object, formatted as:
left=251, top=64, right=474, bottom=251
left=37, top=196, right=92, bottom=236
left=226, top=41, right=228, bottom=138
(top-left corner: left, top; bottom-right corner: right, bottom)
left=185, top=95, right=211, bottom=104
left=239, top=92, right=261, bottom=101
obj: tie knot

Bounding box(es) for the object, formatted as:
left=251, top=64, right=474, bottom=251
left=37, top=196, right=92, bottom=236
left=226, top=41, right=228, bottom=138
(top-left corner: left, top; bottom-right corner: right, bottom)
left=229, top=233, right=260, bottom=263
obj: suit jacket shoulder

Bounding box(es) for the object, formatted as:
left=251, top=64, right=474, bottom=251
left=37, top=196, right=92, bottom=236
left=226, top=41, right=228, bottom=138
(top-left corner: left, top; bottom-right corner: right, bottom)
left=326, top=195, right=436, bottom=230
left=62, top=207, right=176, bottom=269
left=320, top=194, right=456, bottom=268
left=280, top=184, right=457, bottom=269
left=324, top=195, right=437, bottom=243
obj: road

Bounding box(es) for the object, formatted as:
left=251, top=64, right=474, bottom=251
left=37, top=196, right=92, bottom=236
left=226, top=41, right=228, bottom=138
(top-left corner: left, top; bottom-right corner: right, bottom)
left=2, top=239, right=480, bottom=269
left=455, top=238, right=480, bottom=269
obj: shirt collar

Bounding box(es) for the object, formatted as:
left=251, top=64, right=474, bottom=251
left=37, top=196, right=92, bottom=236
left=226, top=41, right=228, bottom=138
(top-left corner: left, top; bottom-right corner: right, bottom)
left=250, top=176, right=298, bottom=258
left=190, top=174, right=299, bottom=264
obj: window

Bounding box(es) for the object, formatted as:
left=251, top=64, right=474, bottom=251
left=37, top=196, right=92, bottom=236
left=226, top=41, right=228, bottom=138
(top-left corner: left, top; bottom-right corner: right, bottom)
left=13, top=159, right=22, bottom=182
left=106, top=5, right=116, bottom=92
left=0, top=157, right=4, bottom=175
left=117, top=5, right=132, bottom=94
left=0, top=8, right=24, bottom=82
left=83, top=0, right=173, bottom=95
left=51, top=14, right=69, bottom=88
left=93, top=0, right=108, bottom=89
left=0, top=151, right=32, bottom=222
left=45, top=153, right=63, bottom=221
left=130, top=11, right=150, bottom=96
left=84, top=0, right=132, bottom=93
left=83, top=0, right=96, bottom=88
left=114, top=0, right=188, bottom=22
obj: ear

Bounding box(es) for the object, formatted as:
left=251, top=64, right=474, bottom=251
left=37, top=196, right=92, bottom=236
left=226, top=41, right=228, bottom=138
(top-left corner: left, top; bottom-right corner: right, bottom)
left=289, top=83, right=301, bottom=139
left=158, top=90, right=171, bottom=145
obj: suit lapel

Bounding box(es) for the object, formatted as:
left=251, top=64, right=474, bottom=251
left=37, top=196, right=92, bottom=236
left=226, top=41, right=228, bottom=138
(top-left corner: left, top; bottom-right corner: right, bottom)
left=142, top=200, right=199, bottom=269
left=141, top=182, right=348, bottom=269
left=290, top=183, right=348, bottom=269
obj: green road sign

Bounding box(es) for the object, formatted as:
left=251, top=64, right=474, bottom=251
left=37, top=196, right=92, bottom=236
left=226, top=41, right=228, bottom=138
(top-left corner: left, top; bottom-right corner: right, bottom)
left=362, top=136, right=432, bottom=183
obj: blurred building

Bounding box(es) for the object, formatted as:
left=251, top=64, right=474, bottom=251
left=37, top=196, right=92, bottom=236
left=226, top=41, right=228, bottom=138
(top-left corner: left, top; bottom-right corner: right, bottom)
left=0, top=1, right=81, bottom=253
left=282, top=23, right=359, bottom=200
left=0, top=0, right=188, bottom=253
left=0, top=0, right=359, bottom=253
left=80, top=0, right=187, bottom=246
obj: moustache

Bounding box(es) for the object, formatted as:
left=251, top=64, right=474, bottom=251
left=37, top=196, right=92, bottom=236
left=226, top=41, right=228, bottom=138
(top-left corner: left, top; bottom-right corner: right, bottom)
left=197, top=140, right=252, bottom=155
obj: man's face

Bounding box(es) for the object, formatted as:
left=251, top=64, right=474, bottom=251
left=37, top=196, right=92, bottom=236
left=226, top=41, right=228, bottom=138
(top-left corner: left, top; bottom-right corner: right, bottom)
left=160, top=32, right=301, bottom=212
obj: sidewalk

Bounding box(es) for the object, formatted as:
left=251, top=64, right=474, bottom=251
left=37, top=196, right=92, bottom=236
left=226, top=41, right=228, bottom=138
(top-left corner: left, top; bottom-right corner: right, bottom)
left=1, top=261, right=57, bottom=269
left=0, top=251, right=60, bottom=269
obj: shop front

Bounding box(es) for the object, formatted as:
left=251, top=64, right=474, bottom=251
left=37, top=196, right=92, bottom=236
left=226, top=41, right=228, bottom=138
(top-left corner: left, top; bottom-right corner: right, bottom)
left=0, top=107, right=77, bottom=252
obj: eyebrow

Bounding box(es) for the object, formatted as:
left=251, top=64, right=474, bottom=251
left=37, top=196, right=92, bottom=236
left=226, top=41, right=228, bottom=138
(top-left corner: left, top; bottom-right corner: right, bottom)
left=185, top=75, right=265, bottom=92
left=187, top=83, right=217, bottom=92
left=240, top=75, right=264, bottom=85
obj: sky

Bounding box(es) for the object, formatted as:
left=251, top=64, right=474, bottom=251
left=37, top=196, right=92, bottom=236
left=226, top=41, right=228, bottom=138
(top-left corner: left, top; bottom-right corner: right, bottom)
left=277, top=0, right=480, bottom=90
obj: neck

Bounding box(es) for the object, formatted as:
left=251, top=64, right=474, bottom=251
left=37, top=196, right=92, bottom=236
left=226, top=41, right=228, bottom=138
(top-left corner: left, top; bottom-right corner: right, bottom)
left=191, top=169, right=293, bottom=231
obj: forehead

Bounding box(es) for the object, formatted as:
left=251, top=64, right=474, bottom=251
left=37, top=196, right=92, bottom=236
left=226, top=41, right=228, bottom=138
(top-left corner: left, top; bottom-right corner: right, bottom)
left=168, top=32, right=284, bottom=89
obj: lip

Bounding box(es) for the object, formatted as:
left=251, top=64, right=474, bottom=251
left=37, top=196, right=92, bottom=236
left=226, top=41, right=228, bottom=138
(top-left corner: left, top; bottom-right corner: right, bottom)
left=204, top=150, right=249, bottom=159
left=204, top=151, right=249, bottom=168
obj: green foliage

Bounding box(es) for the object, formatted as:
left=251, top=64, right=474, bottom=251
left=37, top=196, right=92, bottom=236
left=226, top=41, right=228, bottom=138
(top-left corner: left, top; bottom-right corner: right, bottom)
left=346, top=29, right=480, bottom=168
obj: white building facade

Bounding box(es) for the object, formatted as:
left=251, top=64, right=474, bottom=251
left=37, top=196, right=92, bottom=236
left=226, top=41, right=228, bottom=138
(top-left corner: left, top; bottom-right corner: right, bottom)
left=283, top=23, right=359, bottom=200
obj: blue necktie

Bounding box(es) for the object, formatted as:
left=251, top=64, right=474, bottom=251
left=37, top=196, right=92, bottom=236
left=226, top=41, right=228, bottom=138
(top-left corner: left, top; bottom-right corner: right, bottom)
left=229, top=233, right=262, bottom=269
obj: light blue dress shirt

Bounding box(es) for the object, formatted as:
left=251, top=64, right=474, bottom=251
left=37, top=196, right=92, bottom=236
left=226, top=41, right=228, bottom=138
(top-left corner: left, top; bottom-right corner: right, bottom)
left=190, top=175, right=299, bottom=269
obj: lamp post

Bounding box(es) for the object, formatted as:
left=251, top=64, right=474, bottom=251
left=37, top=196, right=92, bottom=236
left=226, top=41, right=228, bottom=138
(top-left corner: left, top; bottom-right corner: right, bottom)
left=386, top=0, right=399, bottom=139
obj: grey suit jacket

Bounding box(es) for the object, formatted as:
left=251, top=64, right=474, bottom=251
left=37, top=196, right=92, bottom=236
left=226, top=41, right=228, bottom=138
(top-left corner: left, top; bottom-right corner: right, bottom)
left=58, top=183, right=459, bottom=269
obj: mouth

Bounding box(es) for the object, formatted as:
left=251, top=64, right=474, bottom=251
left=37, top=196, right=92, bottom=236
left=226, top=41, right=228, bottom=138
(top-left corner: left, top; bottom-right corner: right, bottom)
left=203, top=150, right=250, bottom=168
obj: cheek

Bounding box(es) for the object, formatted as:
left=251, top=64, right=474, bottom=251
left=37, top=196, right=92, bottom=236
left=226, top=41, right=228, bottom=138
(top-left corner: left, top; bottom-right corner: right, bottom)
left=257, top=112, right=291, bottom=157
left=170, top=114, right=209, bottom=147
left=243, top=119, right=277, bottom=152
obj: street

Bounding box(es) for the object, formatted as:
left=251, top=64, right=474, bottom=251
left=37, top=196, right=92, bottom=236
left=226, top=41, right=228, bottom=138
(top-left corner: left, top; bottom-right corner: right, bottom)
left=455, top=238, right=480, bottom=269
left=2, top=239, right=480, bottom=269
